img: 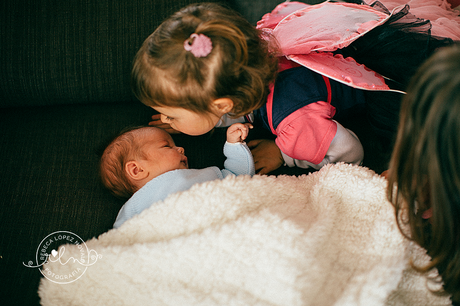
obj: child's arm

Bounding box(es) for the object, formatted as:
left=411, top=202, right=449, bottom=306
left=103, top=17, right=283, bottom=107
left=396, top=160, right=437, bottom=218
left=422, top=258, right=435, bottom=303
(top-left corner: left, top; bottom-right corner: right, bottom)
left=281, top=122, right=363, bottom=170
left=221, top=123, right=255, bottom=177
left=249, top=121, right=363, bottom=174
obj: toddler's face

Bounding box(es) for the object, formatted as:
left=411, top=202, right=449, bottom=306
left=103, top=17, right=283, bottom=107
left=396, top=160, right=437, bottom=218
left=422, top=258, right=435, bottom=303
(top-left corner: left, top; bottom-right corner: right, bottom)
left=153, top=106, right=220, bottom=136
left=140, top=128, right=188, bottom=180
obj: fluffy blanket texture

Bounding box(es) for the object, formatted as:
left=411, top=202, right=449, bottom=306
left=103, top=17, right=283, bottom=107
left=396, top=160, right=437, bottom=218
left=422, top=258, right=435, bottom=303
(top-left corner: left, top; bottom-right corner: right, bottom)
left=38, top=163, right=452, bottom=305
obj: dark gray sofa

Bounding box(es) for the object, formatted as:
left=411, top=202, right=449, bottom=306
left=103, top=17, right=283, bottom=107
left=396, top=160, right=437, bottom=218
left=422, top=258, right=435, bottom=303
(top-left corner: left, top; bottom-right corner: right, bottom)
left=0, top=0, right=391, bottom=305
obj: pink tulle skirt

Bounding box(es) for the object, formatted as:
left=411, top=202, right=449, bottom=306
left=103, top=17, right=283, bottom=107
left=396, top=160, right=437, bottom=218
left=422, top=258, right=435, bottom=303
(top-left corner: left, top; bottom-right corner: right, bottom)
left=373, top=0, right=460, bottom=40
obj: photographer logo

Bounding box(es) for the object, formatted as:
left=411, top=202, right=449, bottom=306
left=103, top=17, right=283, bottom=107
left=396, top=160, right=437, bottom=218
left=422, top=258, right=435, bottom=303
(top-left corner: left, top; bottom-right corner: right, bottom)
left=23, top=231, right=101, bottom=284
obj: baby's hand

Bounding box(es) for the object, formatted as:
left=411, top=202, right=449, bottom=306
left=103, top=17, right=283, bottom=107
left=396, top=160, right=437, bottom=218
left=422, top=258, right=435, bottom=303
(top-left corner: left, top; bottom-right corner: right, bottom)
left=226, top=123, right=253, bottom=143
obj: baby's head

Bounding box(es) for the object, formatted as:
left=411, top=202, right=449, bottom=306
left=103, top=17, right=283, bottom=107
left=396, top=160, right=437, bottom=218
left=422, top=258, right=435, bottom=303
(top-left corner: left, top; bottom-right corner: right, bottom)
left=100, top=127, right=188, bottom=198
left=131, top=2, right=278, bottom=135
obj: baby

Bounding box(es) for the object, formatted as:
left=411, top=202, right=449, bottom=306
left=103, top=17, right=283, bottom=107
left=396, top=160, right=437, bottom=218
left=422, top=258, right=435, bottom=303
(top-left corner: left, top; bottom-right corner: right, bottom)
left=100, top=123, right=254, bottom=228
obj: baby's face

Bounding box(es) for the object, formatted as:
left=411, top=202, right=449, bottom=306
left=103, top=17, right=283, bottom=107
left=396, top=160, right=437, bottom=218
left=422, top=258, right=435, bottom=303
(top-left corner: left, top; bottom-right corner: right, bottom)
left=139, top=128, right=188, bottom=180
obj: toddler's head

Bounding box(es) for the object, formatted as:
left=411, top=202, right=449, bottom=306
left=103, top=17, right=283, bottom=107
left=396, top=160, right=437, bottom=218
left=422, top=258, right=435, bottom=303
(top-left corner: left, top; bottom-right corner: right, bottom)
left=131, top=3, right=278, bottom=134
left=100, top=127, right=188, bottom=198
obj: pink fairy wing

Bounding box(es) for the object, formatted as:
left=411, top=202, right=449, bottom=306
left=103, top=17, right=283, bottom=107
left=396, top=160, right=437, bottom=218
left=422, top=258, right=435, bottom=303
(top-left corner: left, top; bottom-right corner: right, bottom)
left=267, top=2, right=401, bottom=92
left=257, top=1, right=311, bottom=30
left=272, top=2, right=391, bottom=55
left=288, top=53, right=405, bottom=92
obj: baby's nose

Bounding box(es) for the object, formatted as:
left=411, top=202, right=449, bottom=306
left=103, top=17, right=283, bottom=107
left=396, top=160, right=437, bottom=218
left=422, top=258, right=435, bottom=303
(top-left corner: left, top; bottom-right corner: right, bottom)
left=176, top=147, right=185, bottom=154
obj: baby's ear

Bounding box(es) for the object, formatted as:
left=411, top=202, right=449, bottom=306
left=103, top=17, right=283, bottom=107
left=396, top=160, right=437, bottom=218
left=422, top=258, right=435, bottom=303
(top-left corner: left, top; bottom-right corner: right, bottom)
left=125, top=161, right=148, bottom=181
left=212, top=98, right=234, bottom=115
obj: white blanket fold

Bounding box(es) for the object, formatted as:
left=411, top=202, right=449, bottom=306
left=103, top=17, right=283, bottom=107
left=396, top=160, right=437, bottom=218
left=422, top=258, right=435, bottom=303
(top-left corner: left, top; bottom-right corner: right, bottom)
left=38, top=163, right=451, bottom=306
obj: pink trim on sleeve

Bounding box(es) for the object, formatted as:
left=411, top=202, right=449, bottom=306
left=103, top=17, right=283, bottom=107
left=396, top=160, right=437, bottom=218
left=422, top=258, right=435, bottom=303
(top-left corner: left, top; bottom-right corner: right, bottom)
left=266, top=84, right=276, bottom=135
left=322, top=75, right=332, bottom=103
left=275, top=102, right=337, bottom=165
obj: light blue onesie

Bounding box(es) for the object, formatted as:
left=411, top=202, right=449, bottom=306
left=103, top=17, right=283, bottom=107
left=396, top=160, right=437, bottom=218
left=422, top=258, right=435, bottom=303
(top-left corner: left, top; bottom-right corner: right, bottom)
left=113, top=142, right=254, bottom=228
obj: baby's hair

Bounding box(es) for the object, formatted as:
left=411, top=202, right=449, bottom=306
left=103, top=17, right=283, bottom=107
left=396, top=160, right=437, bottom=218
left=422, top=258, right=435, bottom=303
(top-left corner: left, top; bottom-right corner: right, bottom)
left=131, top=2, right=278, bottom=117
left=387, top=44, right=460, bottom=299
left=100, top=126, right=151, bottom=199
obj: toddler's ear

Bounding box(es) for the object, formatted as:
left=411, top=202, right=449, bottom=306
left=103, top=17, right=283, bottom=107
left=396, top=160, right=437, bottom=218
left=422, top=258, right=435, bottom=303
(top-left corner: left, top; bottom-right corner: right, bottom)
left=212, top=98, right=233, bottom=115
left=125, top=161, right=148, bottom=181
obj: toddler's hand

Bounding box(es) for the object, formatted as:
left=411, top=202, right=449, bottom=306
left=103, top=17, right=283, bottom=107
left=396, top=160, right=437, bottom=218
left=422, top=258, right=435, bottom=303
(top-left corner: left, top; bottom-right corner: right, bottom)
left=148, top=114, right=181, bottom=134
left=226, top=123, right=253, bottom=143
left=248, top=139, right=284, bottom=174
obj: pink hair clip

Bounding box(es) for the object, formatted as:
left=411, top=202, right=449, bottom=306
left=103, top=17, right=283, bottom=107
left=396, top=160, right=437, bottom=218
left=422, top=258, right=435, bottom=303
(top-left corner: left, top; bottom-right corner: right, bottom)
left=184, top=33, right=213, bottom=58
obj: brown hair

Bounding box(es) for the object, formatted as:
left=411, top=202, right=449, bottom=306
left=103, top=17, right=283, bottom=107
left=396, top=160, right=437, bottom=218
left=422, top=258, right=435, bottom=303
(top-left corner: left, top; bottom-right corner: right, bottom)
left=387, top=44, right=460, bottom=301
left=100, top=127, right=150, bottom=199
left=131, top=2, right=278, bottom=117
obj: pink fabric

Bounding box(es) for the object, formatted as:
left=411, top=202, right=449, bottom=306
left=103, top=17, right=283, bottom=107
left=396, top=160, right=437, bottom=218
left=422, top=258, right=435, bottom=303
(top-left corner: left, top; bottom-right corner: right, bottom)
left=257, top=1, right=310, bottom=30
left=375, top=0, right=460, bottom=40
left=277, top=56, right=301, bottom=72
left=266, top=84, right=276, bottom=134
left=270, top=2, right=390, bottom=54
left=288, top=53, right=393, bottom=91
left=275, top=102, right=337, bottom=165
left=258, top=2, right=393, bottom=92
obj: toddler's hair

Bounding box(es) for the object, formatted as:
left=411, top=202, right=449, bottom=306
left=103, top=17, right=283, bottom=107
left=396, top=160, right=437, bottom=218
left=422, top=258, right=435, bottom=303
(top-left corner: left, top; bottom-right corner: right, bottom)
left=100, top=127, right=150, bottom=199
left=131, top=2, right=278, bottom=117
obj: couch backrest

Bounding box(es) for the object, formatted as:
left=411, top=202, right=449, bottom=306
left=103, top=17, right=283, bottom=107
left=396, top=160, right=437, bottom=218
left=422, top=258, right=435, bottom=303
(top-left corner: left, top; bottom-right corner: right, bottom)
left=0, top=0, right=231, bottom=108
left=0, top=0, right=322, bottom=108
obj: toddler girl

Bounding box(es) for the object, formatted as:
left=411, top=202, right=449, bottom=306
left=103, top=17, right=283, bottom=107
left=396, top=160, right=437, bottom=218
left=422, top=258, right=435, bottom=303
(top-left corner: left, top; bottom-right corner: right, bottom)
left=132, top=1, right=456, bottom=173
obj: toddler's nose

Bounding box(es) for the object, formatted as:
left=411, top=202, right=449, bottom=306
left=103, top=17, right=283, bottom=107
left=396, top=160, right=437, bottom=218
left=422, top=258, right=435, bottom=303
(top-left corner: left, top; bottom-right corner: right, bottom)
left=160, top=114, right=170, bottom=123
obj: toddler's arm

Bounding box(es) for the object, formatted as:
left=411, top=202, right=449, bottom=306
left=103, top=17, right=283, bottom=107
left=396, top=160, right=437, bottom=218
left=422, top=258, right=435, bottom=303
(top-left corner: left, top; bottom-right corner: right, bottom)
left=249, top=120, right=363, bottom=173
left=282, top=122, right=364, bottom=170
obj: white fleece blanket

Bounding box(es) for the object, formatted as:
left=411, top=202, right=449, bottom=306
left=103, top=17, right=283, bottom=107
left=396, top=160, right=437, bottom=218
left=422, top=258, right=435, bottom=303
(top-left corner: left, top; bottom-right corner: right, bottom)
left=38, top=163, right=452, bottom=305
